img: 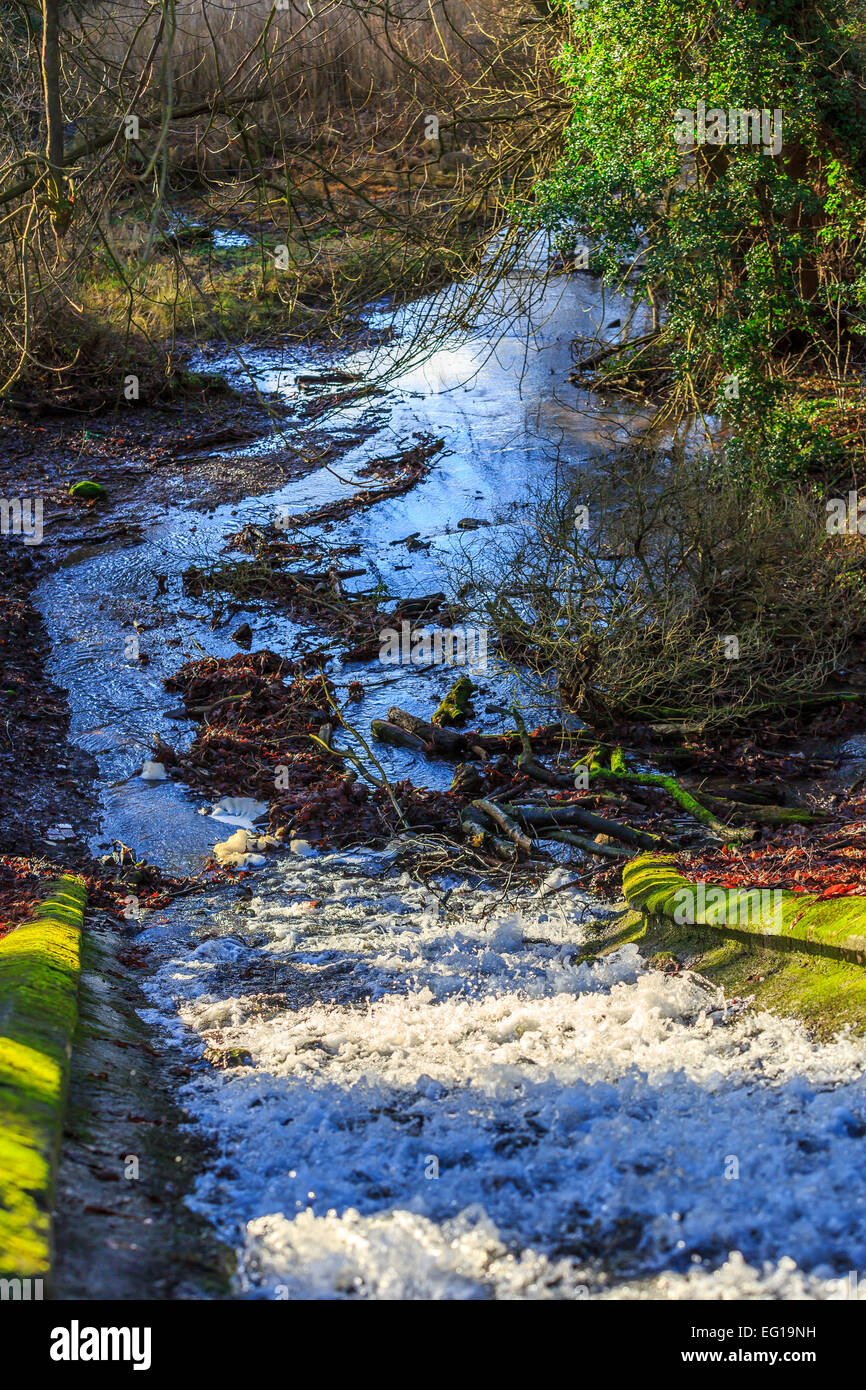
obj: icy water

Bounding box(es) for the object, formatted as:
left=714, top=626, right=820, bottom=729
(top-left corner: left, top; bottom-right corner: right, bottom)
left=37, top=247, right=866, bottom=1299
left=139, top=856, right=866, bottom=1300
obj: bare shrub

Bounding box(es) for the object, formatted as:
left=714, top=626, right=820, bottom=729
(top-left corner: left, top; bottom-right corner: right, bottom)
left=458, top=449, right=866, bottom=730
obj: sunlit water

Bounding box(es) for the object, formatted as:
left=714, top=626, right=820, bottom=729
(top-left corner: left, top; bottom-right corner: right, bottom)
left=36, top=244, right=866, bottom=1299
left=37, top=243, right=660, bottom=869
left=139, top=855, right=866, bottom=1300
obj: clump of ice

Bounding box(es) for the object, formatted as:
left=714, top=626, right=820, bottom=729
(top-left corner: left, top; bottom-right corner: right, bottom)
left=140, top=760, right=167, bottom=780
left=139, top=856, right=866, bottom=1300
left=212, top=827, right=281, bottom=869
left=204, top=796, right=269, bottom=830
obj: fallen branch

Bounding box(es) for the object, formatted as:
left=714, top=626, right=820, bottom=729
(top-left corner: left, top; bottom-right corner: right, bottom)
left=472, top=798, right=534, bottom=854
left=370, top=719, right=429, bottom=752
left=569, top=331, right=659, bottom=376
left=698, top=793, right=824, bottom=827
left=511, top=707, right=573, bottom=786
left=500, top=802, right=673, bottom=852
left=460, top=807, right=519, bottom=861
left=586, top=746, right=754, bottom=844
left=387, top=706, right=467, bottom=755
left=543, top=829, right=632, bottom=859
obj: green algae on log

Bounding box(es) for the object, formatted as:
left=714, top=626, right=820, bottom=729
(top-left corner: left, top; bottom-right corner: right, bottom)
left=623, top=854, right=866, bottom=966
left=432, top=676, right=476, bottom=727
left=600, top=902, right=866, bottom=1040
left=0, top=875, right=85, bottom=1279
left=583, top=745, right=754, bottom=844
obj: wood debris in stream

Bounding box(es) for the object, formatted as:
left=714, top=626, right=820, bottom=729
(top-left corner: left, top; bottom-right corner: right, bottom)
left=160, top=650, right=458, bottom=847
left=182, top=553, right=455, bottom=663
left=224, top=434, right=444, bottom=533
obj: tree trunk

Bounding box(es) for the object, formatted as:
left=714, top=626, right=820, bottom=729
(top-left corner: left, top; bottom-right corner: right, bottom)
left=41, top=0, right=67, bottom=229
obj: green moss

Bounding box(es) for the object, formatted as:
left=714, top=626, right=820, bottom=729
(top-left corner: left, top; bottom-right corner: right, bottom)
left=614, top=852, right=866, bottom=1036
left=0, top=877, right=85, bottom=1278
left=597, top=907, right=866, bottom=1040
left=623, top=854, right=866, bottom=964
left=69, top=481, right=107, bottom=502
left=432, top=676, right=476, bottom=727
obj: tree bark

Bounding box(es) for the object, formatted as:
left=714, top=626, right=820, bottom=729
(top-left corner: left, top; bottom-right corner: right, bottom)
left=41, top=0, right=66, bottom=227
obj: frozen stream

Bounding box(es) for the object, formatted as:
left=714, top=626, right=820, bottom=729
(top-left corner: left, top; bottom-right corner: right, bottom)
left=38, top=246, right=866, bottom=1299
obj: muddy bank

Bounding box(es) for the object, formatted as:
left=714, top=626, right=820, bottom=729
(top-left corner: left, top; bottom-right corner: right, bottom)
left=0, top=545, right=97, bottom=860
left=0, top=379, right=378, bottom=1297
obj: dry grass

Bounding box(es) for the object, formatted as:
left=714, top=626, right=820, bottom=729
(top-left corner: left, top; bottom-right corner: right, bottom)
left=68, top=0, right=493, bottom=109
left=0, top=0, right=568, bottom=399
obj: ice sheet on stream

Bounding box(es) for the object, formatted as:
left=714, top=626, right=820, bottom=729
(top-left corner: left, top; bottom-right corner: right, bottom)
left=137, top=853, right=866, bottom=1300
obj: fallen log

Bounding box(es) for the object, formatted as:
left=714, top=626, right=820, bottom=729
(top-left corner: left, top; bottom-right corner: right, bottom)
left=689, top=780, right=785, bottom=805
left=387, top=707, right=468, bottom=755
left=587, top=746, right=754, bottom=844
left=460, top=807, right=519, bottom=861
left=383, top=707, right=588, bottom=764
left=432, top=676, right=476, bottom=728
left=516, top=751, right=573, bottom=787
left=370, top=719, right=429, bottom=752
left=500, top=802, right=673, bottom=852
left=508, top=708, right=574, bottom=786
left=543, top=828, right=632, bottom=859
left=698, top=793, right=825, bottom=827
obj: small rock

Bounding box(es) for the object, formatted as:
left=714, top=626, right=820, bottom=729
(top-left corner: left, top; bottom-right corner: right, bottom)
left=456, top=518, right=489, bottom=530
left=69, top=480, right=108, bottom=502
left=203, top=1045, right=253, bottom=1070
left=231, top=622, right=253, bottom=647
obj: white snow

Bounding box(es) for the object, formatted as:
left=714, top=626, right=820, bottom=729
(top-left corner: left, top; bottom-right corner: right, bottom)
left=139, top=854, right=866, bottom=1300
